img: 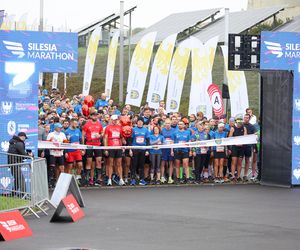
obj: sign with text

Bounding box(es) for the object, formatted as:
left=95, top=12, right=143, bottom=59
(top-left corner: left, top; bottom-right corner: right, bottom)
left=0, top=210, right=32, bottom=241
left=0, top=30, right=78, bottom=154
left=50, top=194, right=85, bottom=222
left=261, top=31, right=300, bottom=185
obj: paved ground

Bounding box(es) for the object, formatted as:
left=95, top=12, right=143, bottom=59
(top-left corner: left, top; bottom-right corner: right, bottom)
left=1, top=184, right=300, bottom=250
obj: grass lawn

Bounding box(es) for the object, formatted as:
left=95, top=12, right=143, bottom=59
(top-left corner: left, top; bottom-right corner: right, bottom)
left=0, top=196, right=30, bottom=211
left=44, top=44, right=260, bottom=116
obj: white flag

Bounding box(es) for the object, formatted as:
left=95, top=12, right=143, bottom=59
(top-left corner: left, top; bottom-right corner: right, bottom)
left=221, top=45, right=249, bottom=117
left=105, top=30, right=119, bottom=99
left=52, top=73, right=58, bottom=89
left=146, top=34, right=177, bottom=109
left=166, top=39, right=191, bottom=113
left=39, top=72, right=43, bottom=86
left=82, top=26, right=101, bottom=96
left=125, top=32, right=157, bottom=107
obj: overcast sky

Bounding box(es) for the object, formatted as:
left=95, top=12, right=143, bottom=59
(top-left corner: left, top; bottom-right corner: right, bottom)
left=0, top=0, right=248, bottom=31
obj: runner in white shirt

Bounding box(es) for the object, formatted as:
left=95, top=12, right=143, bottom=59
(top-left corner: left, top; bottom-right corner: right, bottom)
left=47, top=123, right=67, bottom=187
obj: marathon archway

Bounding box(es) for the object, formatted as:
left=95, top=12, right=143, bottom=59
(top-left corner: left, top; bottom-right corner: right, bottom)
left=260, top=31, right=300, bottom=187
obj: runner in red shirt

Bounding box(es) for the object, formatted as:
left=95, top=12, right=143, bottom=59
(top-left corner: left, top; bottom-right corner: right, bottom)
left=82, top=111, right=103, bottom=186
left=104, top=115, right=126, bottom=186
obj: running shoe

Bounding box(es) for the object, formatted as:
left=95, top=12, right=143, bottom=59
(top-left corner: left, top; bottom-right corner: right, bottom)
left=94, top=179, right=102, bottom=186
left=237, top=177, right=243, bottom=182
left=107, top=179, right=112, bottom=186
left=124, top=178, right=128, bottom=184
left=89, top=178, right=94, bottom=186
left=223, top=176, right=229, bottom=182
left=119, top=179, right=125, bottom=186
left=112, top=174, right=120, bottom=185
left=156, top=180, right=161, bottom=185
left=219, top=178, right=224, bottom=183
left=243, top=176, right=248, bottom=182
left=186, top=178, right=193, bottom=184
left=130, top=179, right=136, bottom=186
left=161, top=176, right=166, bottom=184
left=250, top=176, right=256, bottom=181
left=139, top=179, right=147, bottom=186
left=214, top=178, right=220, bottom=183
left=168, top=178, right=174, bottom=184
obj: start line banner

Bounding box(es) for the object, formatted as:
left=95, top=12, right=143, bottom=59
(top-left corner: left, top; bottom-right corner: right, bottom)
left=38, top=134, right=257, bottom=150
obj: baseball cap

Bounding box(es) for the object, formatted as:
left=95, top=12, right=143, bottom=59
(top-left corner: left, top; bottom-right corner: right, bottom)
left=18, top=132, right=28, bottom=139
left=111, top=114, right=118, bottom=120
left=54, top=123, right=63, bottom=129
left=218, top=123, right=225, bottom=128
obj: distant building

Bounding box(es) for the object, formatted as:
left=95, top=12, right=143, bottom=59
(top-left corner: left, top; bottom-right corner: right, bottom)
left=248, top=0, right=300, bottom=20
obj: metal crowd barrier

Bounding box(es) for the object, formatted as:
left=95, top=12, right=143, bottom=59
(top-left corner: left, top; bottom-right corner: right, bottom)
left=0, top=152, right=50, bottom=218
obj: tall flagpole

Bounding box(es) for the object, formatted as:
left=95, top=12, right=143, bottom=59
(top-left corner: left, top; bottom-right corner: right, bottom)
left=119, top=1, right=124, bottom=105
left=39, top=0, right=44, bottom=31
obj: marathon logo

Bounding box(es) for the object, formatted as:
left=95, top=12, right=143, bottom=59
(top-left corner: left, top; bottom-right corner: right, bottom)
left=264, top=41, right=300, bottom=59
left=0, top=220, right=25, bottom=233
left=3, top=40, right=74, bottom=61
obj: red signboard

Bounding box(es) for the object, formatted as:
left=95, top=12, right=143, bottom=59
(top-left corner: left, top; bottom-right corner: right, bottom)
left=0, top=210, right=32, bottom=241
left=62, top=194, right=85, bottom=222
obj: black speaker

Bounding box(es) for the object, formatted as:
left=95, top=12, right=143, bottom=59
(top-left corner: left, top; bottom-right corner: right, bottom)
left=222, top=84, right=230, bottom=99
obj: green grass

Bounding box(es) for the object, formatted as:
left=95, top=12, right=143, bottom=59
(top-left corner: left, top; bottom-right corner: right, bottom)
left=44, top=44, right=260, bottom=116
left=0, top=196, right=29, bottom=211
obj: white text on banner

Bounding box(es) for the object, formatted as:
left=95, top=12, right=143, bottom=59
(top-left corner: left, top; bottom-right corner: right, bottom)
left=146, top=33, right=177, bottom=109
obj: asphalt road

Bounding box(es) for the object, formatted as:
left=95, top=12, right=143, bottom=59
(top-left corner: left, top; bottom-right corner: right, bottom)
left=1, top=184, right=300, bottom=250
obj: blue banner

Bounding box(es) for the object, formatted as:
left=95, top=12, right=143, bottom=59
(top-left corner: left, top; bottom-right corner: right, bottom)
left=261, top=31, right=300, bottom=185
left=0, top=30, right=78, bottom=155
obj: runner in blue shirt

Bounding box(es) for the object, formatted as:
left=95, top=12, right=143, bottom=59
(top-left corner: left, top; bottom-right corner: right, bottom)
left=191, top=122, right=210, bottom=183
left=130, top=117, right=150, bottom=185
left=149, top=126, right=164, bottom=184
left=63, top=119, right=83, bottom=184
left=212, top=123, right=228, bottom=183
left=172, top=120, right=192, bottom=184
left=161, top=118, right=175, bottom=184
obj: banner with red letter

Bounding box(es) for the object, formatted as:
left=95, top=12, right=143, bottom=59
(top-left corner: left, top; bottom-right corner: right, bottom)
left=207, top=83, right=224, bottom=117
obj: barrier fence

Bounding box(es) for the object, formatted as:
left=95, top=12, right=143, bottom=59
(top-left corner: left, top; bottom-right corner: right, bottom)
left=0, top=152, right=50, bottom=218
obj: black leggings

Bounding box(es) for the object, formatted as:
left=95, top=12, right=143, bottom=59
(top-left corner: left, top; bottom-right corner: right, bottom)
left=131, top=150, right=146, bottom=180
left=194, top=154, right=206, bottom=181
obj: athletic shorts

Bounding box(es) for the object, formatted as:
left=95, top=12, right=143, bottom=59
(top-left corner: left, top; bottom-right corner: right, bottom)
left=86, top=149, right=102, bottom=158
left=243, top=145, right=252, bottom=158
left=49, top=155, right=64, bottom=166
left=231, top=146, right=244, bottom=158
left=107, top=149, right=123, bottom=159
left=66, top=150, right=82, bottom=163
left=162, top=149, right=174, bottom=161
left=174, top=151, right=189, bottom=160
left=213, top=151, right=226, bottom=159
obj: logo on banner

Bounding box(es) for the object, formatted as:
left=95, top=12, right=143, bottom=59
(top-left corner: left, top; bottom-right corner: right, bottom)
left=151, top=93, right=160, bottom=103
left=207, top=84, right=224, bottom=117
left=18, top=124, right=29, bottom=132
left=0, top=177, right=11, bottom=189
left=170, top=100, right=178, bottom=110
left=215, top=138, right=222, bottom=145
left=264, top=41, right=283, bottom=58
left=3, top=41, right=25, bottom=58
left=3, top=40, right=74, bottom=61
left=1, top=141, right=9, bottom=152
left=130, top=90, right=139, bottom=99
left=1, top=101, right=13, bottom=115
left=294, top=136, right=300, bottom=146
left=293, top=168, right=300, bottom=180
left=7, top=121, right=16, bottom=136
left=295, top=99, right=300, bottom=111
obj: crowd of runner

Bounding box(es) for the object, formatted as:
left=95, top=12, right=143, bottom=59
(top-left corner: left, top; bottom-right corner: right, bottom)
left=38, top=88, right=260, bottom=188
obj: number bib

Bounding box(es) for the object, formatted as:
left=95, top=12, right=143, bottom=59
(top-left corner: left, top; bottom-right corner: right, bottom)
left=136, top=136, right=145, bottom=144
left=216, top=146, right=225, bottom=152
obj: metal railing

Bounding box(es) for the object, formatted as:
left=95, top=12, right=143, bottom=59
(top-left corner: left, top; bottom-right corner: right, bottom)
left=0, top=152, right=51, bottom=218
